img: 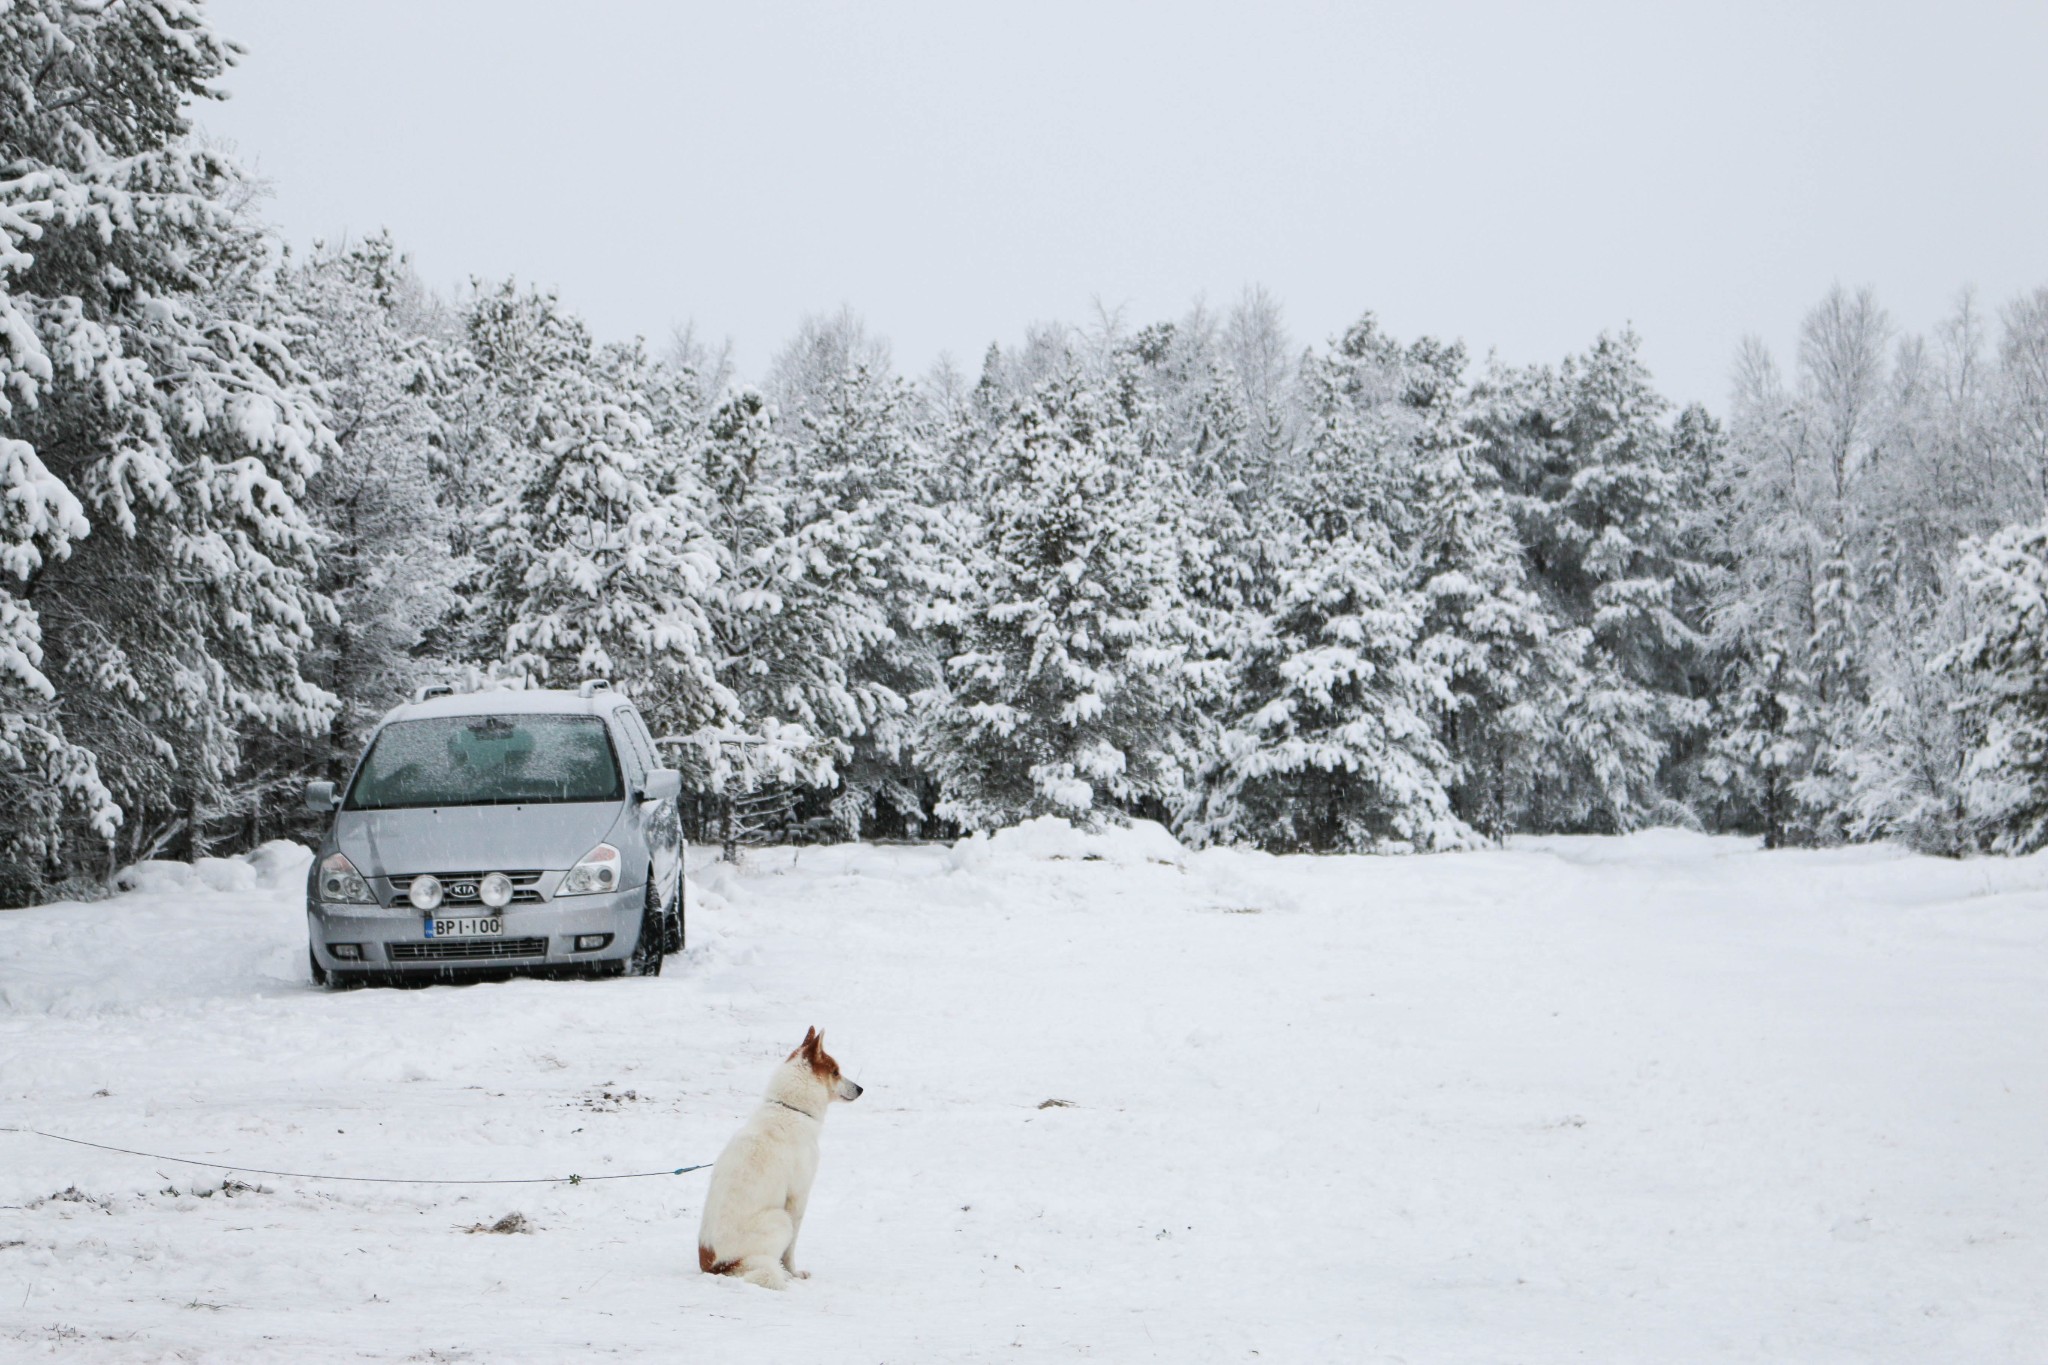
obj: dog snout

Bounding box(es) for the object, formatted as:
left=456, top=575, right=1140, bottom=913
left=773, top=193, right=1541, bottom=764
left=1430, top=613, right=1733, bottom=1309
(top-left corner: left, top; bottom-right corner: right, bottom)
left=841, top=1080, right=863, bottom=1101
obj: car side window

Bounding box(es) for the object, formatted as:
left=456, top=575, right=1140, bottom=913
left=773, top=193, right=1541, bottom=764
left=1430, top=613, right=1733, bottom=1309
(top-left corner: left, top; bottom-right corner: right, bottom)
left=625, top=710, right=660, bottom=772
left=610, top=710, right=650, bottom=784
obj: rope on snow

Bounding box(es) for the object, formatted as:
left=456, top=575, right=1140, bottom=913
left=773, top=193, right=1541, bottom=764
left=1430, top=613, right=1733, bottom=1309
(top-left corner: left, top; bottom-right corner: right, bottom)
left=7, top=1128, right=711, bottom=1186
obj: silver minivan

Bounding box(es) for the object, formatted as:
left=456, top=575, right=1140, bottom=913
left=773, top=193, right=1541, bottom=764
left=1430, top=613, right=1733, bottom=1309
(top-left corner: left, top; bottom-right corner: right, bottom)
left=304, top=682, right=685, bottom=985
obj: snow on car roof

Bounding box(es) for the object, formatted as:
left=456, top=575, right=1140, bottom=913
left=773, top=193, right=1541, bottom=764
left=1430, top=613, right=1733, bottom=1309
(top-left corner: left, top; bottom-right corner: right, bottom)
left=378, top=686, right=630, bottom=726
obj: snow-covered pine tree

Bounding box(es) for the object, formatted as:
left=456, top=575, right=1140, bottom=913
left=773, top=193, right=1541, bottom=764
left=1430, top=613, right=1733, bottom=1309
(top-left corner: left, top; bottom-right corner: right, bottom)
left=924, top=368, right=1184, bottom=830
left=1160, top=353, right=1277, bottom=814
left=1788, top=545, right=1864, bottom=840
left=1200, top=534, right=1467, bottom=852
left=1470, top=331, right=1707, bottom=831
left=695, top=352, right=951, bottom=829
left=1706, top=338, right=1828, bottom=839
left=454, top=280, right=597, bottom=535
left=1701, top=640, right=1811, bottom=847
left=470, top=286, right=730, bottom=738
left=1, top=0, right=335, bottom=895
left=785, top=362, right=971, bottom=835
left=1943, top=517, right=2048, bottom=852
left=1657, top=402, right=1736, bottom=810
left=1401, top=336, right=1565, bottom=840
left=1191, top=317, right=1468, bottom=852
left=278, top=233, right=462, bottom=774
left=0, top=510, right=94, bottom=901
left=0, top=207, right=94, bottom=894
left=1776, top=291, right=1894, bottom=841
left=692, top=387, right=835, bottom=794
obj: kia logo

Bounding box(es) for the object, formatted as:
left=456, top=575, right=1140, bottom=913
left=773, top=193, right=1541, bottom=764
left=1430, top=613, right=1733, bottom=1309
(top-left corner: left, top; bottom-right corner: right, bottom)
left=448, top=881, right=479, bottom=900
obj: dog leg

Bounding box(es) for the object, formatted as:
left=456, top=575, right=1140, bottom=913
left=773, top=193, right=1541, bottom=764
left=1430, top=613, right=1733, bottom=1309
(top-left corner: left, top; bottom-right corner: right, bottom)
left=782, top=1189, right=811, bottom=1279
left=738, top=1209, right=796, bottom=1290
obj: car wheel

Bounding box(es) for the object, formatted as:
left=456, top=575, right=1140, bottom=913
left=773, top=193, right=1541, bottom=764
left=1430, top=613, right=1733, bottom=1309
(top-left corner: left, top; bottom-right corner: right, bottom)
left=309, top=945, right=330, bottom=988
left=629, top=883, right=665, bottom=977
left=665, top=881, right=685, bottom=953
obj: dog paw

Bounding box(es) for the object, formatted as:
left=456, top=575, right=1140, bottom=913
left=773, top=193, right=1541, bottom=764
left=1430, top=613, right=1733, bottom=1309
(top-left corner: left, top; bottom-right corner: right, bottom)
left=790, top=1269, right=811, bottom=1280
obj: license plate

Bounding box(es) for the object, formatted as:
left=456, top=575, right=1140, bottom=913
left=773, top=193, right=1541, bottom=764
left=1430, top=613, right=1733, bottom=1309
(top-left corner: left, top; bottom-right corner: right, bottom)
left=424, top=915, right=503, bottom=938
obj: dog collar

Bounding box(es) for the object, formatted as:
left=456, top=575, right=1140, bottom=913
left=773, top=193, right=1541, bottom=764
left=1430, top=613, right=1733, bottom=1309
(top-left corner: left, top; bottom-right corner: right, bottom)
left=768, top=1098, right=820, bottom=1121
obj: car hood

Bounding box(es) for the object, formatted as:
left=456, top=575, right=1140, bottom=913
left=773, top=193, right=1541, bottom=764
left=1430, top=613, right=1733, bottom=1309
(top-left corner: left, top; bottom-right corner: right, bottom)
left=336, top=802, right=622, bottom=876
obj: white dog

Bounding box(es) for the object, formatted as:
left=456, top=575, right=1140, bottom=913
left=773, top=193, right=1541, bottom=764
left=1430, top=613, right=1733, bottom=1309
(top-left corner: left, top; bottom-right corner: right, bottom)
left=697, top=1027, right=862, bottom=1289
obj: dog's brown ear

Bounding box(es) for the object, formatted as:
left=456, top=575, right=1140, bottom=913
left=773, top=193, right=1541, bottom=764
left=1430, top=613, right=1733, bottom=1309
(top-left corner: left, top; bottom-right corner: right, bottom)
left=800, top=1026, right=819, bottom=1055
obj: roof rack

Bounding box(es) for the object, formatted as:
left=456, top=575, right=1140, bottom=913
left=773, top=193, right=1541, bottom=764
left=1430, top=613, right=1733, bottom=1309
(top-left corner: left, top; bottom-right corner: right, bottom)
left=413, top=683, right=456, bottom=703
left=577, top=679, right=612, bottom=698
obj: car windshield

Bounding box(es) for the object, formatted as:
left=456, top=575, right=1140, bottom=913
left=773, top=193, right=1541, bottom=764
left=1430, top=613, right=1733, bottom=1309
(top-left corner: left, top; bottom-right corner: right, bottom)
left=344, top=715, right=624, bottom=810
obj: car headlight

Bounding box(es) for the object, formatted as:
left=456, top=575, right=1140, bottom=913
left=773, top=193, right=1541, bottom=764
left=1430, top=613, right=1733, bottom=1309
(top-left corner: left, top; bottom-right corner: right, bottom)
left=559, top=843, right=621, bottom=896
left=407, top=873, right=444, bottom=911
left=318, top=852, right=374, bottom=905
left=479, top=871, right=514, bottom=908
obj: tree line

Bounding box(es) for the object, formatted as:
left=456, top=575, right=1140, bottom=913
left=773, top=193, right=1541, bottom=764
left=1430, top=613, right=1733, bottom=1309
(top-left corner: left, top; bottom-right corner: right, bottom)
left=6, top=0, right=2048, bottom=903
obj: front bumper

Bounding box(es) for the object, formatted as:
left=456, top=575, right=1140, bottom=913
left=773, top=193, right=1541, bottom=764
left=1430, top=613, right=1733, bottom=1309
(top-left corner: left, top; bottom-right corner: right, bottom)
left=308, top=884, right=645, bottom=974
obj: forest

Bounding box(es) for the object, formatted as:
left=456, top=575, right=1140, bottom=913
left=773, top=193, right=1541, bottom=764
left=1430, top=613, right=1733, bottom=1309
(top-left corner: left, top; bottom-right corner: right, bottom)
left=6, top=0, right=2048, bottom=904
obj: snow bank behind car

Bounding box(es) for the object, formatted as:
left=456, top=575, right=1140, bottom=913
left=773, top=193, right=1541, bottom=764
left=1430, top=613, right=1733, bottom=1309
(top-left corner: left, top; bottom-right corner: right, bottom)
left=112, top=840, right=314, bottom=897
left=948, top=815, right=1186, bottom=870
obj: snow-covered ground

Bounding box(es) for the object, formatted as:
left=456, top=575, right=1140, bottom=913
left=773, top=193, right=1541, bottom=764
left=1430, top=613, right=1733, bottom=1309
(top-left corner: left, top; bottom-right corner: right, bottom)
left=2, top=825, right=2045, bottom=1362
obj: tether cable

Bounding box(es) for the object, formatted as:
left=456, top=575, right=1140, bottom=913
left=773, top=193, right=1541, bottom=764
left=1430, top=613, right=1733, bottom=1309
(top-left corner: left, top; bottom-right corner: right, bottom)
left=10, top=1128, right=710, bottom=1186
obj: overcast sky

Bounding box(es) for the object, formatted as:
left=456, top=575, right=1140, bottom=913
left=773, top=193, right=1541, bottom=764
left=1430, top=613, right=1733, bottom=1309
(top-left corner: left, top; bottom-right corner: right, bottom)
left=199, top=0, right=2047, bottom=409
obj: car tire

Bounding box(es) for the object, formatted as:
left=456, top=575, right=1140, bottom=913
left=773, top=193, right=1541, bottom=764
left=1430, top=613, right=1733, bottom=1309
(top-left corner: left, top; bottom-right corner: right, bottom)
left=309, top=945, right=330, bottom=988
left=665, top=880, right=685, bottom=954
left=629, top=883, right=665, bottom=977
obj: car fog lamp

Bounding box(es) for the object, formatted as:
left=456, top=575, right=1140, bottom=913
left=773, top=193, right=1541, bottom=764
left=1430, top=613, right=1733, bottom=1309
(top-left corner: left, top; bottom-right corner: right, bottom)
left=479, top=871, right=514, bottom=908
left=408, top=874, right=444, bottom=911
left=329, top=943, right=363, bottom=961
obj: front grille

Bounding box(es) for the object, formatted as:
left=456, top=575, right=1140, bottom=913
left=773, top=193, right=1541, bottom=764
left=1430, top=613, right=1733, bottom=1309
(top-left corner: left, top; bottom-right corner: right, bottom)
left=388, top=937, right=549, bottom=962
left=389, top=871, right=545, bottom=906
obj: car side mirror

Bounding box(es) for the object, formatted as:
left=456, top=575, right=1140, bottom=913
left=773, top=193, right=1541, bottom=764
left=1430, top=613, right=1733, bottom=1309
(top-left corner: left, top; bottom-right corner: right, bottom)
left=640, top=769, right=682, bottom=803
left=304, top=780, right=340, bottom=812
